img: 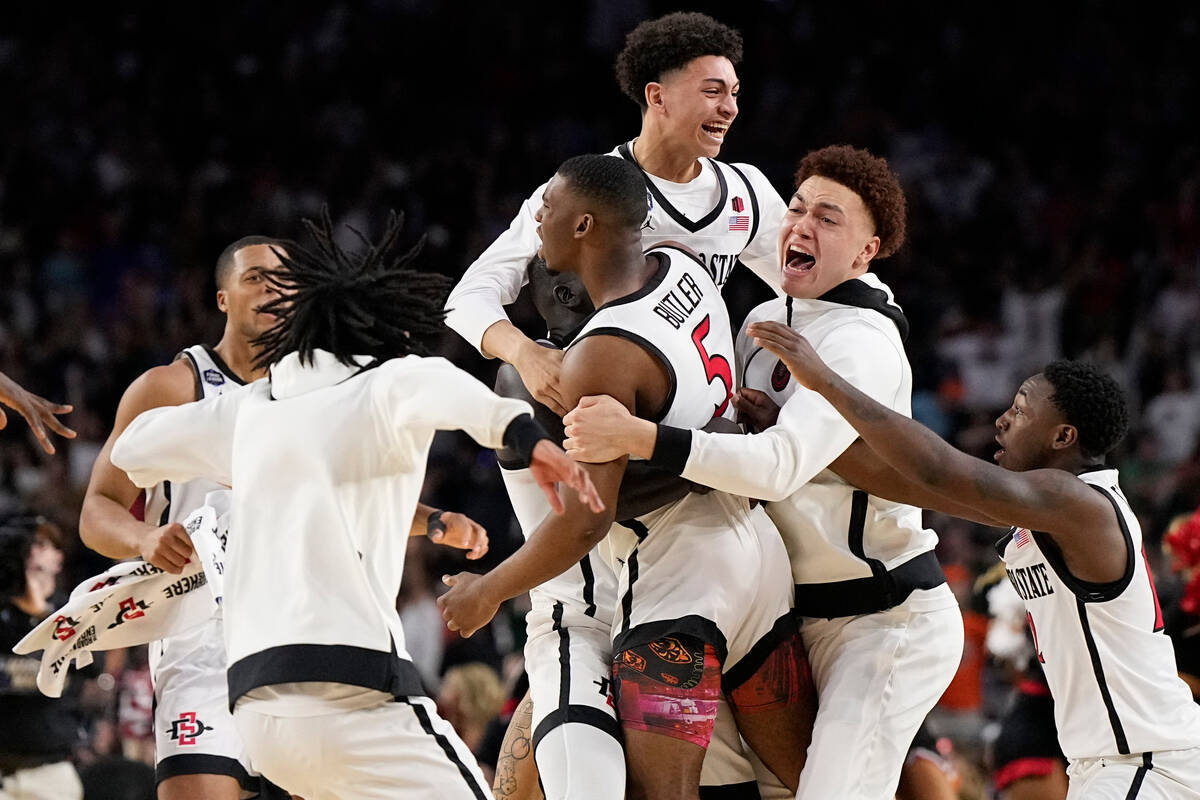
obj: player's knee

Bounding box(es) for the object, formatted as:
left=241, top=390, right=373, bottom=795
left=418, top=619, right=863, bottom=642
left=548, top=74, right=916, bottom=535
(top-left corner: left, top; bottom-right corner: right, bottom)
left=724, top=628, right=812, bottom=715
left=612, top=633, right=722, bottom=748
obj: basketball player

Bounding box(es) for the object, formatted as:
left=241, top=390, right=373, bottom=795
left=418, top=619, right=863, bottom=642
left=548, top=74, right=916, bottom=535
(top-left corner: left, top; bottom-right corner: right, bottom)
left=106, top=210, right=601, bottom=800
left=750, top=340, right=1200, bottom=799
left=562, top=146, right=965, bottom=800
left=445, top=11, right=786, bottom=417
left=0, top=368, right=75, bottom=454
left=80, top=237, right=488, bottom=800
left=439, top=155, right=813, bottom=800
left=446, top=13, right=791, bottom=796
left=490, top=259, right=764, bottom=800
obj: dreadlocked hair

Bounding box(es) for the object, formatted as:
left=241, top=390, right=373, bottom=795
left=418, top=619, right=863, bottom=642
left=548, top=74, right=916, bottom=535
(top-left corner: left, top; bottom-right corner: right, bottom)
left=252, top=208, right=452, bottom=371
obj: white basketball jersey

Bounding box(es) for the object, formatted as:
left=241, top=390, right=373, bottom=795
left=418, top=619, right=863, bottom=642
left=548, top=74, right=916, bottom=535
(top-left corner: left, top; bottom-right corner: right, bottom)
left=568, top=244, right=736, bottom=430
left=615, top=143, right=771, bottom=289
left=1000, top=467, right=1200, bottom=759
left=143, top=345, right=245, bottom=531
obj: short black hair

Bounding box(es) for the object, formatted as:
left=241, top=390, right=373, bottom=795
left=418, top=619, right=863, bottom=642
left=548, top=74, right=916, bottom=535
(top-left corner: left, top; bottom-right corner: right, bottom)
left=1042, top=360, right=1130, bottom=458
left=615, top=12, right=743, bottom=109
left=556, top=154, right=648, bottom=231
left=252, top=208, right=451, bottom=370
left=215, top=235, right=285, bottom=290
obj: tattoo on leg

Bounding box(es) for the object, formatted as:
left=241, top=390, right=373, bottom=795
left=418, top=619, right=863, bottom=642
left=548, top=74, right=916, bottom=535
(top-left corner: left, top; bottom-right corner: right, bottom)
left=495, top=694, right=539, bottom=800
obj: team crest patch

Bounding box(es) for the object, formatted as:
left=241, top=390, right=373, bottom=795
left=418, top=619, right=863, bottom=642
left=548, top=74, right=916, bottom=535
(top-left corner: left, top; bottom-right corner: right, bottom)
left=771, top=359, right=790, bottom=392
left=169, top=711, right=213, bottom=745
left=731, top=196, right=744, bottom=213
left=203, top=368, right=226, bottom=386
left=649, top=637, right=693, bottom=665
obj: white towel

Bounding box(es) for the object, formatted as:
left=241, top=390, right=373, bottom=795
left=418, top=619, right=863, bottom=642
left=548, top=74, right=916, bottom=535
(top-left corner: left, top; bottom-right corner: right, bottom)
left=13, top=502, right=227, bottom=698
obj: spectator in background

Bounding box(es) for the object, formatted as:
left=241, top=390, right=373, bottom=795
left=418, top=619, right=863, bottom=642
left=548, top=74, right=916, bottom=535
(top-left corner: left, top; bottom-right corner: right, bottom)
left=1164, top=507, right=1200, bottom=701
left=436, top=663, right=506, bottom=764
left=0, top=514, right=86, bottom=800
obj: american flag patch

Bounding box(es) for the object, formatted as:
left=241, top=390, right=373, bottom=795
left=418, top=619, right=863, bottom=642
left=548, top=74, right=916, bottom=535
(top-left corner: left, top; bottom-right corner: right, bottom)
left=1014, top=528, right=1032, bottom=548
left=729, top=215, right=749, bottom=231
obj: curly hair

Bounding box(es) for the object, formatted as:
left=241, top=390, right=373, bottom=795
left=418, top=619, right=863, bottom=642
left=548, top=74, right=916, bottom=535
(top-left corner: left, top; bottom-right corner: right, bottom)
left=1042, top=360, right=1130, bottom=458
left=795, top=145, right=907, bottom=259
left=252, top=208, right=452, bottom=370
left=615, top=12, right=743, bottom=108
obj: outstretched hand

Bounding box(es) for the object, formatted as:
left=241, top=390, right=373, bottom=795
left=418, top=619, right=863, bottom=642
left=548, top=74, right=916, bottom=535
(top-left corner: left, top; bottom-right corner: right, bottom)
left=428, top=511, right=488, bottom=560
left=529, top=439, right=605, bottom=514
left=0, top=370, right=76, bottom=455
left=747, top=322, right=829, bottom=390
left=438, top=572, right=497, bottom=638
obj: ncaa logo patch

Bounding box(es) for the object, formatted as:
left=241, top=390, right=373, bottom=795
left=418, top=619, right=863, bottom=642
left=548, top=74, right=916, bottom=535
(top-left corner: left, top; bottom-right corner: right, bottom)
left=203, top=368, right=226, bottom=386
left=771, top=359, right=790, bottom=392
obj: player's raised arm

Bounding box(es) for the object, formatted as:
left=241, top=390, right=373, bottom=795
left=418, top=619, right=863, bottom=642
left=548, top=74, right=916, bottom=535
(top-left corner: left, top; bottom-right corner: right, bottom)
left=444, top=180, right=574, bottom=415
left=438, top=335, right=649, bottom=637
left=0, top=368, right=76, bottom=454
left=751, top=321, right=1120, bottom=557
left=110, top=384, right=244, bottom=490
left=565, top=321, right=903, bottom=502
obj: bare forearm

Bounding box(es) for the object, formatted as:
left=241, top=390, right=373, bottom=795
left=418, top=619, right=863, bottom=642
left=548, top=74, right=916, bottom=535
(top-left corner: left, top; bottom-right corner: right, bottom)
left=79, top=494, right=155, bottom=560
left=481, top=321, right=534, bottom=364
left=481, top=512, right=611, bottom=603
left=813, top=370, right=978, bottom=496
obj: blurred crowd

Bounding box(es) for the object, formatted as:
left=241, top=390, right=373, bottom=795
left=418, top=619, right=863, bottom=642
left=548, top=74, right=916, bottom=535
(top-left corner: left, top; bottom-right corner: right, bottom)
left=2, top=2, right=1199, bottom=797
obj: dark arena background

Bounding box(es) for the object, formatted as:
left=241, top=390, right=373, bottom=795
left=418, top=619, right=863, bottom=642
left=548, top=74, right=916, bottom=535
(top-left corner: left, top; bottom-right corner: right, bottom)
left=1, top=3, right=1198, bottom=797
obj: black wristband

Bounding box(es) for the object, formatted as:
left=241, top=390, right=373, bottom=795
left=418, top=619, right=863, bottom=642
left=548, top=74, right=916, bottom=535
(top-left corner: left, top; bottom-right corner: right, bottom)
left=647, top=425, right=692, bottom=474
left=502, top=413, right=550, bottom=468
left=426, top=510, right=446, bottom=539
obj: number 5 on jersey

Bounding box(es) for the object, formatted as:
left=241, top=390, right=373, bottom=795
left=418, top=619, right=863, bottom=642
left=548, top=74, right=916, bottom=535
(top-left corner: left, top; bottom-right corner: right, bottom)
left=691, top=314, right=732, bottom=418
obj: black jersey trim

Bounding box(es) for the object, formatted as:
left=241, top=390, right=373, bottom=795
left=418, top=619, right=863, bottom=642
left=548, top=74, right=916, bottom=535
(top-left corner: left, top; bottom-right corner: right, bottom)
left=612, top=614, right=729, bottom=667
left=1031, top=486, right=1134, bottom=603
left=592, top=250, right=674, bottom=313
left=996, top=529, right=1016, bottom=557
left=1124, top=753, right=1152, bottom=799
left=404, top=698, right=491, bottom=800
left=157, top=480, right=172, bottom=527
left=579, top=555, right=597, bottom=618
left=156, top=754, right=255, bottom=791
left=201, top=345, right=247, bottom=386
left=618, top=143, right=728, bottom=233
left=226, top=644, right=425, bottom=711
left=180, top=351, right=205, bottom=401
left=531, top=705, right=623, bottom=752
left=553, top=601, right=570, bottom=709
left=572, top=327, right=676, bottom=424
left=1076, top=597, right=1130, bottom=754
left=720, top=612, right=797, bottom=693
left=699, top=781, right=763, bottom=799
left=618, top=547, right=639, bottom=637
left=724, top=162, right=761, bottom=248
left=817, top=279, right=910, bottom=342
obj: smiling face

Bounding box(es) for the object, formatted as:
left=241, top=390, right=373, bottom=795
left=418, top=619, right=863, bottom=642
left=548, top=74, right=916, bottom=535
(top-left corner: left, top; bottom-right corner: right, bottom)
left=778, top=175, right=881, bottom=298
left=651, top=55, right=739, bottom=160
left=993, top=374, right=1076, bottom=471
left=217, top=244, right=286, bottom=343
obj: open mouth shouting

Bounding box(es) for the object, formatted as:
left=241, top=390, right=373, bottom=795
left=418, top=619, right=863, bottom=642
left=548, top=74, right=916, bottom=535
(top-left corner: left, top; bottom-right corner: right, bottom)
left=782, top=244, right=816, bottom=277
